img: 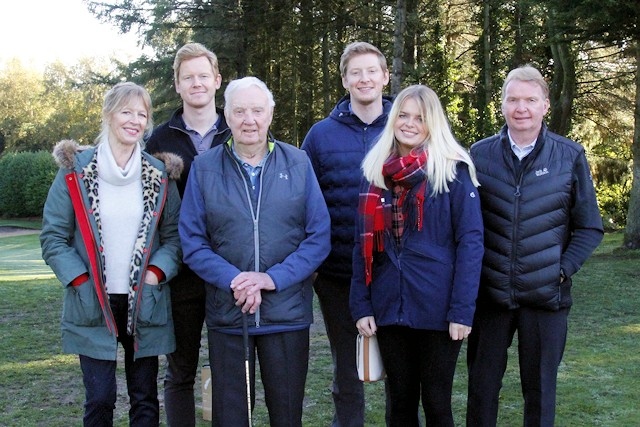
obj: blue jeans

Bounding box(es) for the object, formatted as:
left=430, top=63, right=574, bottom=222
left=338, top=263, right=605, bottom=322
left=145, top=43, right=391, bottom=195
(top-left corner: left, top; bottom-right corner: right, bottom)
left=79, top=294, right=159, bottom=427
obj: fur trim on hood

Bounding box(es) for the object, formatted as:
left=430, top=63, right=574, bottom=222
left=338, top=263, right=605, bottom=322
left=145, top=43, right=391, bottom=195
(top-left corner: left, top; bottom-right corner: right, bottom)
left=151, top=151, right=184, bottom=180
left=52, top=139, right=184, bottom=180
left=52, top=139, right=92, bottom=170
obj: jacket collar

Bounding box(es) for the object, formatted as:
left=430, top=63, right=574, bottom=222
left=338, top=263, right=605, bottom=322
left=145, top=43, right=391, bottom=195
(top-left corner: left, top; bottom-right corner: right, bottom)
left=52, top=139, right=184, bottom=180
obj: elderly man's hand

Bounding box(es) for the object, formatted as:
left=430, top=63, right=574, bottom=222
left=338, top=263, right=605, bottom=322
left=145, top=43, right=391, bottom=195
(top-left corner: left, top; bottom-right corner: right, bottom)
left=231, top=272, right=276, bottom=313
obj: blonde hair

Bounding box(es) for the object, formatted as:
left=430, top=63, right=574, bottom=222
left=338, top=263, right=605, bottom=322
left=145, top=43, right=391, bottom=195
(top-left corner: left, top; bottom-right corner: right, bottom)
left=502, top=65, right=549, bottom=101
left=362, top=85, right=479, bottom=194
left=339, top=41, right=388, bottom=77
left=96, top=82, right=153, bottom=144
left=173, top=42, right=219, bottom=82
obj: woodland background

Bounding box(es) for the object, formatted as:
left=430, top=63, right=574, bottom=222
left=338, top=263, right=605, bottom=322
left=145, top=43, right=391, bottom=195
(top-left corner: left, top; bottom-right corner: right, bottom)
left=0, top=0, right=639, bottom=247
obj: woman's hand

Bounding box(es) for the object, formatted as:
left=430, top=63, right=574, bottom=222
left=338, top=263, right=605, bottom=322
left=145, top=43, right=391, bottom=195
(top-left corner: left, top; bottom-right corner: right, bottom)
left=143, top=271, right=159, bottom=286
left=356, top=316, right=377, bottom=337
left=449, top=322, right=471, bottom=340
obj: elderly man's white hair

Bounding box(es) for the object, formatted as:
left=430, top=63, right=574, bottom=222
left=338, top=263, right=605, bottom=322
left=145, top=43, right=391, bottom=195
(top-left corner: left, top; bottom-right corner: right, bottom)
left=224, top=76, right=275, bottom=115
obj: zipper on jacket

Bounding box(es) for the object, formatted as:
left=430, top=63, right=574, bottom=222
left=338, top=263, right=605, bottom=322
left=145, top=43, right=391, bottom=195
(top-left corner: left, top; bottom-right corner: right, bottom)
left=397, top=251, right=405, bottom=325
left=67, top=171, right=118, bottom=337
left=131, top=172, right=169, bottom=347
left=233, top=155, right=266, bottom=328
left=509, top=178, right=523, bottom=303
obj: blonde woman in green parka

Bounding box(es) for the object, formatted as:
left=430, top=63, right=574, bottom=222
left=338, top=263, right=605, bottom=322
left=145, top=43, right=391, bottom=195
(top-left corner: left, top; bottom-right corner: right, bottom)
left=40, top=82, right=183, bottom=426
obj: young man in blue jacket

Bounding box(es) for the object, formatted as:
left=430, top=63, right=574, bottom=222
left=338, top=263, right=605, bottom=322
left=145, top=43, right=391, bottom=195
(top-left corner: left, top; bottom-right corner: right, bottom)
left=301, top=41, right=392, bottom=427
left=466, top=65, right=604, bottom=426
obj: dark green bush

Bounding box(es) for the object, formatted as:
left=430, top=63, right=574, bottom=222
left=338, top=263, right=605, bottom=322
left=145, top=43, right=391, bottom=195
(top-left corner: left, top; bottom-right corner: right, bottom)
left=0, top=151, right=57, bottom=218
left=595, top=182, right=630, bottom=231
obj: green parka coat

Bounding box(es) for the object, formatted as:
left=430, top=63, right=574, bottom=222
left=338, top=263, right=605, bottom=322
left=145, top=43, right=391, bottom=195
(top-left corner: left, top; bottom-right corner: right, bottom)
left=40, top=139, right=183, bottom=360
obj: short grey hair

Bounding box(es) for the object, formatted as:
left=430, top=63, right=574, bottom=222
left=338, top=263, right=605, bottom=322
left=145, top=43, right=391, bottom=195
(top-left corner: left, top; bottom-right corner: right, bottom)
left=224, top=77, right=275, bottom=116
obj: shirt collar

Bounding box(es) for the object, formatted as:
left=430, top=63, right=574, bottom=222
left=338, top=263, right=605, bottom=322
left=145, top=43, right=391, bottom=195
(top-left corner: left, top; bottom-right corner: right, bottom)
left=507, top=130, right=536, bottom=160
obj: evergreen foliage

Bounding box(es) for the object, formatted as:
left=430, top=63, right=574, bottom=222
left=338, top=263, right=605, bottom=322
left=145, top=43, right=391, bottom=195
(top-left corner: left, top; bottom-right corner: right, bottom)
left=0, top=0, right=638, bottom=243
left=0, top=151, right=57, bottom=218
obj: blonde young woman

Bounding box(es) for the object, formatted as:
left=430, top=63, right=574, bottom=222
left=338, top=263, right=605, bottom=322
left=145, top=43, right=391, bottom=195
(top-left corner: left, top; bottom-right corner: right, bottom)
left=350, top=85, right=484, bottom=426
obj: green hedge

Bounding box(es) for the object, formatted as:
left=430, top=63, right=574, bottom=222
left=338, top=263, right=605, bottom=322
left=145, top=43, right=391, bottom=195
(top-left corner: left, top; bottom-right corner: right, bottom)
left=0, top=151, right=57, bottom=217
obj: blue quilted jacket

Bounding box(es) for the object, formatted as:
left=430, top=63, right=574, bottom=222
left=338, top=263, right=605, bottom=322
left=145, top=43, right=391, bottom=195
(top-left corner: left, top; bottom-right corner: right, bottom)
left=302, top=95, right=393, bottom=282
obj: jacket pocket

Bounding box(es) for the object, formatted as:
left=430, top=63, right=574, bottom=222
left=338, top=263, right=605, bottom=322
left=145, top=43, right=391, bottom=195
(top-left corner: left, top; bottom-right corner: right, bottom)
left=63, top=279, right=103, bottom=326
left=136, top=284, right=168, bottom=326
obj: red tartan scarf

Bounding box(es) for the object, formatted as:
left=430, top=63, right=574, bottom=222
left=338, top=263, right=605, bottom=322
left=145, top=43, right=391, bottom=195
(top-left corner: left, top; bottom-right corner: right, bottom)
left=358, top=148, right=428, bottom=285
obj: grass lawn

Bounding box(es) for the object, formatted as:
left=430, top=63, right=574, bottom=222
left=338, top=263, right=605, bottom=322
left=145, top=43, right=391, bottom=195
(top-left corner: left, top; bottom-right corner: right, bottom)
left=0, top=229, right=638, bottom=426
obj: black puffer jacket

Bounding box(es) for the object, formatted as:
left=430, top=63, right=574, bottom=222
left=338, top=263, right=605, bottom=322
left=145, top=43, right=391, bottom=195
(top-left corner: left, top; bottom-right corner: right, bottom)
left=470, top=124, right=603, bottom=311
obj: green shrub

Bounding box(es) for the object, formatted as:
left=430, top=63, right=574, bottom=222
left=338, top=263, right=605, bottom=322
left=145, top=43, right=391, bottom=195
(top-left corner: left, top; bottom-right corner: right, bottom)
left=0, top=151, right=57, bottom=217
left=24, top=152, right=58, bottom=215
left=595, top=182, right=630, bottom=231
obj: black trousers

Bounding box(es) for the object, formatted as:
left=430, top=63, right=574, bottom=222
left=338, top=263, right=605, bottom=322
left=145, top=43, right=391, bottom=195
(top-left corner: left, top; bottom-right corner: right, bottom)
left=80, top=294, right=159, bottom=427
left=314, top=275, right=365, bottom=427
left=164, top=270, right=206, bottom=427
left=466, top=306, right=569, bottom=427
left=207, top=328, right=309, bottom=427
left=376, top=325, right=462, bottom=427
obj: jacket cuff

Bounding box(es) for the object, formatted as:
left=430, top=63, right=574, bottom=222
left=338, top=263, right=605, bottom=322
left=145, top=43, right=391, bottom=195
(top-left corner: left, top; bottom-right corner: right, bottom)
left=147, top=265, right=166, bottom=282
left=69, top=273, right=90, bottom=287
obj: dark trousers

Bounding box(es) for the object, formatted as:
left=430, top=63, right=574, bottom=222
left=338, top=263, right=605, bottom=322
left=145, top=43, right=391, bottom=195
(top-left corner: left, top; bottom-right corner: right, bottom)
left=207, top=328, right=310, bottom=427
left=466, top=306, right=570, bottom=427
left=80, top=294, right=159, bottom=427
left=164, top=270, right=206, bottom=427
left=314, top=275, right=365, bottom=427
left=376, top=326, right=462, bottom=427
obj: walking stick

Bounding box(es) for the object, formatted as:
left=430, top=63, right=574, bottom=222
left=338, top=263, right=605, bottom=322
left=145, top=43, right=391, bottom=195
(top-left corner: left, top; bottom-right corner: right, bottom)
left=242, top=311, right=253, bottom=427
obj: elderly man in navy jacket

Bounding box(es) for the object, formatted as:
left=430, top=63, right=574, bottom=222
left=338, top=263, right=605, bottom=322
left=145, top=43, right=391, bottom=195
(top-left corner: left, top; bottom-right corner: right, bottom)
left=466, top=65, right=604, bottom=427
left=180, top=76, right=331, bottom=427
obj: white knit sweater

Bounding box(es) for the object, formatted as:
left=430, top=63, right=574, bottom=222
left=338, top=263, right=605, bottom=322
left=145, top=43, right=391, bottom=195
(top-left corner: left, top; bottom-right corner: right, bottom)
left=97, top=142, right=143, bottom=294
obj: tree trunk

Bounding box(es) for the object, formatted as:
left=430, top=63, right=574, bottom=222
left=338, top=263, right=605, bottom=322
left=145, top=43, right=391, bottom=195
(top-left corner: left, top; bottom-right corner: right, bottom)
left=391, top=0, right=407, bottom=96
left=297, top=0, right=314, bottom=146
left=482, top=0, right=492, bottom=109
left=511, top=0, right=525, bottom=68
left=624, top=43, right=640, bottom=248
left=474, top=0, right=494, bottom=139
left=321, top=33, right=331, bottom=114
left=547, top=6, right=576, bottom=136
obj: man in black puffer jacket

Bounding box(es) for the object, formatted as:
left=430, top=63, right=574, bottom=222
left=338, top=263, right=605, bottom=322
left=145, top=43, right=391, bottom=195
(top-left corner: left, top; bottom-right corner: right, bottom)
left=466, top=65, right=604, bottom=427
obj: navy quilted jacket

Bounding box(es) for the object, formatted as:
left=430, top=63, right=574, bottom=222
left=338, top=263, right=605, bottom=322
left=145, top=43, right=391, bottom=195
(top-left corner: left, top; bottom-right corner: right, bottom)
left=470, top=124, right=604, bottom=310
left=302, top=95, right=393, bottom=281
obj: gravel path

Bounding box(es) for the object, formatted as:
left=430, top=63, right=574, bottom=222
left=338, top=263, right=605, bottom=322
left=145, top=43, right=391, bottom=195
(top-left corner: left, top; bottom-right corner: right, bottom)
left=0, top=226, right=41, bottom=237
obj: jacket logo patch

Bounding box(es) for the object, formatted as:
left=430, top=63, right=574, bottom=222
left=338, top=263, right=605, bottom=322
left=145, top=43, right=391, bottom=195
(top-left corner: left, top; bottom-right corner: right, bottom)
left=535, top=168, right=549, bottom=177
left=470, top=192, right=476, bottom=198
left=279, top=173, right=289, bottom=180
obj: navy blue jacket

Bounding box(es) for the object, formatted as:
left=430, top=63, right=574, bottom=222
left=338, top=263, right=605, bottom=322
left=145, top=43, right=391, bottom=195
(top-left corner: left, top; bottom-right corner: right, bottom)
left=179, top=140, right=331, bottom=331
left=350, top=164, right=484, bottom=330
left=302, top=95, right=394, bottom=282
left=470, top=124, right=604, bottom=310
